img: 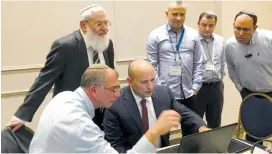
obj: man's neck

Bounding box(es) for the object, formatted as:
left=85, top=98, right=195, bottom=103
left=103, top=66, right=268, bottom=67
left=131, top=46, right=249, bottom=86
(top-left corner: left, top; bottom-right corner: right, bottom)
left=169, top=24, right=183, bottom=33
left=200, top=33, right=212, bottom=40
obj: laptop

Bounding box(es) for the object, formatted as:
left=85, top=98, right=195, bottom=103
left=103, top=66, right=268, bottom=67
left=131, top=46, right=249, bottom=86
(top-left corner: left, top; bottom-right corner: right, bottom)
left=228, top=138, right=252, bottom=153
left=177, top=123, right=237, bottom=153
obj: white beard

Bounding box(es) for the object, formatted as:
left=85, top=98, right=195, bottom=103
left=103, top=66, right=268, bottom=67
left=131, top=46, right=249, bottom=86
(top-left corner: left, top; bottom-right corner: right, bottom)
left=84, top=27, right=110, bottom=53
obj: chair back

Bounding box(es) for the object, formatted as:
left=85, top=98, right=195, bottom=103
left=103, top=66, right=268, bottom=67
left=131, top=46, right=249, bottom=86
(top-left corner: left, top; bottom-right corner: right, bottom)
left=239, top=93, right=272, bottom=140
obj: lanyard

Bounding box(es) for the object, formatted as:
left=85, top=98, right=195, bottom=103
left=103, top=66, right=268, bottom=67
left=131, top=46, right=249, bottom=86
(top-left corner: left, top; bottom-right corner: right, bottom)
left=200, top=39, right=215, bottom=63
left=166, top=24, right=185, bottom=61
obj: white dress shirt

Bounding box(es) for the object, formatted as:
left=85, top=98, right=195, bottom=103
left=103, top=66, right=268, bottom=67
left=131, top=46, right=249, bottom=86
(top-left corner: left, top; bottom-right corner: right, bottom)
left=86, top=47, right=106, bottom=65
left=29, top=87, right=156, bottom=153
left=130, top=87, right=161, bottom=148
left=225, top=29, right=272, bottom=92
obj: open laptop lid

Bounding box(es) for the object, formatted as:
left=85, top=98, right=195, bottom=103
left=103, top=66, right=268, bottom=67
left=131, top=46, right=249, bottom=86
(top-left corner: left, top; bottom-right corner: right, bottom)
left=178, top=123, right=238, bottom=153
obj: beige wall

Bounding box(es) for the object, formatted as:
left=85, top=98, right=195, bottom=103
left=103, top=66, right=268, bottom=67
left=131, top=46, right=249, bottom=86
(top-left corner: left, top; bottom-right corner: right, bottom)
left=1, top=1, right=272, bottom=130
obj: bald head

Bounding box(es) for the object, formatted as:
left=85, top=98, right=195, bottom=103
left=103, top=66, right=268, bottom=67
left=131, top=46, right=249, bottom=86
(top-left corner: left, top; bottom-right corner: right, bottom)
left=128, top=59, right=154, bottom=79
left=168, top=0, right=186, bottom=11
left=166, top=0, right=186, bottom=33
left=127, top=59, right=155, bottom=98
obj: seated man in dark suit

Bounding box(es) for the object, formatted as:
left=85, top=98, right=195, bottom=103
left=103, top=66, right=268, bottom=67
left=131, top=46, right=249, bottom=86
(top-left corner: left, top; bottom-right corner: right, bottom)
left=103, top=59, right=210, bottom=153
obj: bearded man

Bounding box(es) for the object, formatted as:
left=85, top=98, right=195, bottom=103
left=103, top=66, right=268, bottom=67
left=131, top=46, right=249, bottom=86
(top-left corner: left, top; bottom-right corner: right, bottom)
left=7, top=4, right=115, bottom=131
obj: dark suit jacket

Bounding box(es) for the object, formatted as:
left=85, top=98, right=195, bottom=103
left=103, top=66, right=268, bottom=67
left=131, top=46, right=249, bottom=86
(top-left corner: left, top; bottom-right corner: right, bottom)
left=103, top=85, right=206, bottom=153
left=1, top=125, right=34, bottom=153
left=14, top=30, right=114, bottom=129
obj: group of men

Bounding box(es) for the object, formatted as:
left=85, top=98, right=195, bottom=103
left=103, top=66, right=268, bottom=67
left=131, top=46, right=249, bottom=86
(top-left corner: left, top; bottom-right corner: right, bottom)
left=6, top=0, right=272, bottom=153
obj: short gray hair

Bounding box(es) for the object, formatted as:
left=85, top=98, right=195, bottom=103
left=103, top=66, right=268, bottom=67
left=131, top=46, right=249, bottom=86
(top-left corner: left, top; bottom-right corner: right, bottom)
left=80, top=64, right=109, bottom=89
left=80, top=4, right=105, bottom=21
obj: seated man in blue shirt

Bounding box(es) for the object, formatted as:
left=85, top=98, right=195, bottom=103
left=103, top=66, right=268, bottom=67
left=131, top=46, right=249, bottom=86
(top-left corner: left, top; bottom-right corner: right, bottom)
left=29, top=64, right=181, bottom=153
left=103, top=59, right=209, bottom=153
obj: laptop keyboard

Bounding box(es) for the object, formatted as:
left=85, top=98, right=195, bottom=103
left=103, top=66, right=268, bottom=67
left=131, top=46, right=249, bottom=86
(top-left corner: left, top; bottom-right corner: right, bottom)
left=228, top=139, right=252, bottom=153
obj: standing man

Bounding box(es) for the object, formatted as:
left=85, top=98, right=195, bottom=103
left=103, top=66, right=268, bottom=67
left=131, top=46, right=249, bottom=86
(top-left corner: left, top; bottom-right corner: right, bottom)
left=6, top=4, right=114, bottom=131
left=29, top=64, right=181, bottom=153
left=147, top=0, right=203, bottom=113
left=196, top=12, right=225, bottom=128
left=225, top=11, right=272, bottom=142
left=103, top=59, right=209, bottom=153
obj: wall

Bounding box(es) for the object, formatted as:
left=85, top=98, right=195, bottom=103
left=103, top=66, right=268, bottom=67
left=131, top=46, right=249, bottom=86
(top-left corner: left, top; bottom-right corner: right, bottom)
left=1, top=1, right=272, bottom=130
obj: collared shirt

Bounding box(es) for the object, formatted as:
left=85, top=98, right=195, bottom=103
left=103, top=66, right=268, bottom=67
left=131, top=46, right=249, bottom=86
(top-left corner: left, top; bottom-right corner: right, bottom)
left=130, top=87, right=161, bottom=148
left=80, top=29, right=106, bottom=65
left=147, top=24, right=203, bottom=99
left=199, top=33, right=225, bottom=83
left=29, top=87, right=156, bottom=153
left=225, top=29, right=272, bottom=92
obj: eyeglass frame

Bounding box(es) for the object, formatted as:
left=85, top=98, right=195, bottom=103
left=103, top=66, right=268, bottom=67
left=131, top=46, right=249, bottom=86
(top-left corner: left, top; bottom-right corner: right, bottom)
left=233, top=26, right=255, bottom=33
left=94, top=85, right=120, bottom=94
left=84, top=20, right=111, bottom=27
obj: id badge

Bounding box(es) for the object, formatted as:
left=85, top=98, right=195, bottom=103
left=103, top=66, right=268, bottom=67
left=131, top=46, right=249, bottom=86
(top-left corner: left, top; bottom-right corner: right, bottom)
left=205, top=61, right=215, bottom=71
left=170, top=65, right=182, bottom=76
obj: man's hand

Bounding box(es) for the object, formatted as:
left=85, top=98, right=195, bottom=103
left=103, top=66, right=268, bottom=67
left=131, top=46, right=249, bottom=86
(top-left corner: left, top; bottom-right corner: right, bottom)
left=145, top=110, right=181, bottom=145
left=6, top=116, right=24, bottom=132
left=198, top=126, right=211, bottom=133
left=193, top=89, right=198, bottom=95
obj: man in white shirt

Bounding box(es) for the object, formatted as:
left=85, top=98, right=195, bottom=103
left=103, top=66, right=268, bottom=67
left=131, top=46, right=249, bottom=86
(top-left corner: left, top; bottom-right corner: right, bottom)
left=29, top=64, right=181, bottom=153
left=225, top=11, right=272, bottom=144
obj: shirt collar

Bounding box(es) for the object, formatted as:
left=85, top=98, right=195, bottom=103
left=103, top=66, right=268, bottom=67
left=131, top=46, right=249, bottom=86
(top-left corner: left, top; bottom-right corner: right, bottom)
left=199, top=32, right=214, bottom=41
left=80, top=29, right=89, bottom=50
left=74, top=87, right=95, bottom=119
left=130, top=86, right=152, bottom=106
left=249, top=30, right=257, bottom=45
left=166, top=23, right=184, bottom=33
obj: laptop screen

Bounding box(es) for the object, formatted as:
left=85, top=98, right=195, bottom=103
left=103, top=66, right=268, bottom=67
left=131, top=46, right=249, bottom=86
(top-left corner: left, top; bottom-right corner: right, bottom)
left=178, top=123, right=238, bottom=153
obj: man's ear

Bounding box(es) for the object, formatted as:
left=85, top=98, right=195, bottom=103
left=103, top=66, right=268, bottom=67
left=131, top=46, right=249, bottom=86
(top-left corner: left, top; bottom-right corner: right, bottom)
left=80, top=21, right=87, bottom=33
left=89, top=85, right=97, bottom=94
left=253, top=25, right=258, bottom=32
left=127, top=77, right=132, bottom=85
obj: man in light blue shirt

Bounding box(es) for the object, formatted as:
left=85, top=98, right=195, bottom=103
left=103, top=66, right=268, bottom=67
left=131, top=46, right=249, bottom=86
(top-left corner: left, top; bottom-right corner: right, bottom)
left=29, top=64, right=181, bottom=153
left=196, top=12, right=225, bottom=129
left=147, top=0, right=203, bottom=113
left=225, top=11, right=272, bottom=143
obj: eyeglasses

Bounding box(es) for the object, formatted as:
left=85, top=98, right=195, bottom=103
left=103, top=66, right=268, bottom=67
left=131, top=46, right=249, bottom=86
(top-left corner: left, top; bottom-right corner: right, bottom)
left=233, top=26, right=254, bottom=33
left=102, top=85, right=120, bottom=94
left=84, top=20, right=111, bottom=27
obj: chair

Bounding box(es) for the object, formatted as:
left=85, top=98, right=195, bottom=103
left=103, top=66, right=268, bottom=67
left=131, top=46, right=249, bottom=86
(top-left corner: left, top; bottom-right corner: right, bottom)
left=1, top=125, right=34, bottom=153
left=236, top=93, right=272, bottom=140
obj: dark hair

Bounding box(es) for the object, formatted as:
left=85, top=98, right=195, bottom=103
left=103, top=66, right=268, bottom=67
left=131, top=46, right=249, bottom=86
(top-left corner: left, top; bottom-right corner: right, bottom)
left=199, top=11, right=217, bottom=24
left=234, top=11, right=258, bottom=26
